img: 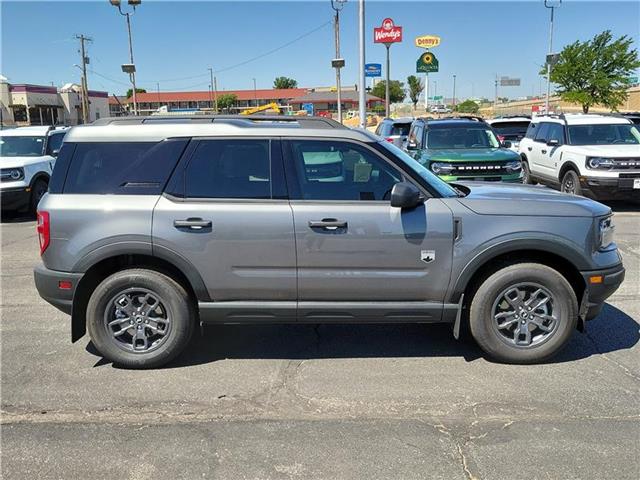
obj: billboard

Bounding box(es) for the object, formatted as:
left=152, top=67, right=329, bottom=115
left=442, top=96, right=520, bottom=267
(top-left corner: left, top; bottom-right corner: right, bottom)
left=365, top=63, right=382, bottom=77
left=416, top=51, right=439, bottom=73
left=500, top=77, right=521, bottom=86
left=374, top=18, right=403, bottom=44
left=415, top=35, right=441, bottom=49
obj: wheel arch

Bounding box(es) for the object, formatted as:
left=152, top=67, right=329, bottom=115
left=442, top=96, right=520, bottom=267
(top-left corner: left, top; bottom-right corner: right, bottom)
left=558, top=160, right=581, bottom=184
left=71, top=251, right=209, bottom=342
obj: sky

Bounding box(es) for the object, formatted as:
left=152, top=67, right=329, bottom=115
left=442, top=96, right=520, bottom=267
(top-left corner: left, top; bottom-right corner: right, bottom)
left=1, top=0, right=639, bottom=100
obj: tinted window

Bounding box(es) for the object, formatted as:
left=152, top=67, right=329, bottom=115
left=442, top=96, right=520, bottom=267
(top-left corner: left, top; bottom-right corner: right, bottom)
left=491, top=121, right=530, bottom=139
left=185, top=139, right=272, bottom=199
left=46, top=132, right=66, bottom=155
left=547, top=123, right=565, bottom=144
left=289, top=140, right=402, bottom=201
left=534, top=123, right=551, bottom=142
left=524, top=122, right=537, bottom=139
left=410, top=123, right=424, bottom=148
left=64, top=139, right=188, bottom=194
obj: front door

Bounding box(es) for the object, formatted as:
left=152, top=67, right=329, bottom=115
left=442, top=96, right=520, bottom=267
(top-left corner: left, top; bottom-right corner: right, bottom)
left=284, top=139, right=453, bottom=318
left=153, top=138, right=296, bottom=312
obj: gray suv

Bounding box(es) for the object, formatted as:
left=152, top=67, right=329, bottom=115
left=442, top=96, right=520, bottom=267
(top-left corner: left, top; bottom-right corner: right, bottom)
left=34, top=116, right=625, bottom=368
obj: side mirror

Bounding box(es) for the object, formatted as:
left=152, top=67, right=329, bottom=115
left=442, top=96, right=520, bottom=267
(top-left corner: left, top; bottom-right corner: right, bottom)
left=502, top=140, right=512, bottom=148
left=406, top=140, right=418, bottom=150
left=390, top=182, right=423, bottom=209
left=547, top=139, right=559, bottom=147
left=51, top=149, right=60, bottom=157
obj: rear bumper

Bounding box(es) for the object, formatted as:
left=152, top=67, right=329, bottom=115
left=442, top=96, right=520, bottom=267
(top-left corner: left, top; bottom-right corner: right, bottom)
left=0, top=186, right=30, bottom=211
left=580, top=175, right=640, bottom=200
left=580, top=263, right=625, bottom=320
left=34, top=264, right=83, bottom=315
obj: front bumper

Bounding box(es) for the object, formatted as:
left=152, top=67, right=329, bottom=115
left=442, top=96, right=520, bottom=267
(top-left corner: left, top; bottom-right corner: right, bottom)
left=580, top=263, right=625, bottom=320
left=0, top=186, right=30, bottom=211
left=579, top=175, right=640, bottom=200
left=34, top=264, right=83, bottom=315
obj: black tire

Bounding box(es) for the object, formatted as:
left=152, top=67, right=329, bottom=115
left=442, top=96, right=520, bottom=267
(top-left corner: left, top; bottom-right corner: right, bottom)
left=561, top=170, right=582, bottom=196
left=28, top=178, right=48, bottom=216
left=86, top=269, right=195, bottom=368
left=521, top=160, right=532, bottom=185
left=469, top=263, right=578, bottom=364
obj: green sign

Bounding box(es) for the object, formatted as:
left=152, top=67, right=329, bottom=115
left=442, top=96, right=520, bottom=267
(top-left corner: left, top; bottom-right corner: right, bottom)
left=626, top=76, right=639, bottom=84
left=433, top=95, right=443, bottom=100
left=416, top=51, right=439, bottom=73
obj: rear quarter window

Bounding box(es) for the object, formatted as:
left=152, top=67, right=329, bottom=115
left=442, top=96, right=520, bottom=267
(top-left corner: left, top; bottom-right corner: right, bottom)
left=62, top=139, right=188, bottom=194
left=524, top=122, right=537, bottom=139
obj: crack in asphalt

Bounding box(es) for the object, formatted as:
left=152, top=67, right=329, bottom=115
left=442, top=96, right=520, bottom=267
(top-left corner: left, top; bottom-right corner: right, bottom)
left=585, top=331, right=640, bottom=382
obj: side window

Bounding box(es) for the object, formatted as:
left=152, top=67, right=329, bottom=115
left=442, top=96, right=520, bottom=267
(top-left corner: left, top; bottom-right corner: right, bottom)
left=289, top=140, right=402, bottom=201
left=525, top=122, right=537, bottom=139
left=547, top=123, right=565, bottom=144
left=185, top=139, right=272, bottom=199
left=63, top=139, right=188, bottom=194
left=46, top=132, right=65, bottom=155
left=534, top=123, right=551, bottom=143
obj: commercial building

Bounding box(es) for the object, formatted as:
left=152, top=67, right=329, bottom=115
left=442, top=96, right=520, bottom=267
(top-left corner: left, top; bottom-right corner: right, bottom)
left=108, top=87, right=384, bottom=116
left=0, top=76, right=108, bottom=127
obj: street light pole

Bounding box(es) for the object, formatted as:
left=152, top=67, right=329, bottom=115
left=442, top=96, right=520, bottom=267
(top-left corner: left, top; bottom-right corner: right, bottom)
left=110, top=0, right=141, bottom=116
left=331, top=0, right=346, bottom=124
left=358, top=0, right=366, bottom=129
left=452, top=74, right=457, bottom=110
left=544, top=0, right=561, bottom=114
left=253, top=77, right=257, bottom=106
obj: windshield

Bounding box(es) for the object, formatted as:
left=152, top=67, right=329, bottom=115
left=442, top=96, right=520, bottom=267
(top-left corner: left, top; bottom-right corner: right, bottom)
left=0, top=136, right=46, bottom=157
left=567, top=124, right=640, bottom=145
left=377, top=141, right=459, bottom=198
left=425, top=127, right=500, bottom=149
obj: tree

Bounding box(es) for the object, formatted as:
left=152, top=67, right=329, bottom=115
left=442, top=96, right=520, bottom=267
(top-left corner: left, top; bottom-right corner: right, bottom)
left=217, top=93, right=238, bottom=113
left=406, top=75, right=424, bottom=110
left=273, top=77, right=298, bottom=89
left=454, top=99, right=479, bottom=114
left=549, top=30, right=640, bottom=113
left=126, top=88, right=146, bottom=98
left=371, top=80, right=406, bottom=104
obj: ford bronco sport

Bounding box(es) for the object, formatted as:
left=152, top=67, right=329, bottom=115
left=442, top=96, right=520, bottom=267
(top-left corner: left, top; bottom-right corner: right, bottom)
left=518, top=113, right=640, bottom=200
left=34, top=116, right=625, bottom=368
left=405, top=117, right=523, bottom=183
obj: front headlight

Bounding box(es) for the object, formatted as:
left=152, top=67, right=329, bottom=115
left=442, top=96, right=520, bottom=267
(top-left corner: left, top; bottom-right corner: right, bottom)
left=599, top=216, right=615, bottom=250
left=431, top=162, right=455, bottom=175
left=0, top=167, right=25, bottom=182
left=505, top=160, right=522, bottom=172
left=587, top=157, right=615, bottom=170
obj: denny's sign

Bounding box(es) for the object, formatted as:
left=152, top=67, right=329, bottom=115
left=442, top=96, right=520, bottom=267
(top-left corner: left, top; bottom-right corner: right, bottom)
left=374, top=18, right=403, bottom=44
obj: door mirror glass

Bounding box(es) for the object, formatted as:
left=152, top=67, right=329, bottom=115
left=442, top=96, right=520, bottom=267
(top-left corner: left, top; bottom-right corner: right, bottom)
left=547, top=138, right=559, bottom=147
left=502, top=140, right=512, bottom=148
left=51, top=148, right=60, bottom=157
left=390, top=182, right=422, bottom=209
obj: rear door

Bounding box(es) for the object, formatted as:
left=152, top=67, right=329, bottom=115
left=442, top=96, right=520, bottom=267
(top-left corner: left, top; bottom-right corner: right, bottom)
left=283, top=138, right=453, bottom=320
left=153, top=138, right=297, bottom=310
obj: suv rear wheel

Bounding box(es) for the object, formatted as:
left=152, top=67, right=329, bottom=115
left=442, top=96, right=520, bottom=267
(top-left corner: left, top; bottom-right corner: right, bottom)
left=86, top=269, right=195, bottom=368
left=469, top=263, right=578, bottom=364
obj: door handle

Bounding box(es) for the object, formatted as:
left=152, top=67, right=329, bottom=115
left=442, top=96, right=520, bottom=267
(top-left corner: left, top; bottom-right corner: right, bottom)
left=527, top=147, right=533, bottom=151
left=173, top=218, right=212, bottom=230
left=541, top=149, right=547, bottom=154
left=308, top=218, right=348, bottom=230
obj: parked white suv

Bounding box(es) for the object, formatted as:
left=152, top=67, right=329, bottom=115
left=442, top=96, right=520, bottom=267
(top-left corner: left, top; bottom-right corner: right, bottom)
left=518, top=114, right=640, bottom=200
left=0, top=126, right=68, bottom=214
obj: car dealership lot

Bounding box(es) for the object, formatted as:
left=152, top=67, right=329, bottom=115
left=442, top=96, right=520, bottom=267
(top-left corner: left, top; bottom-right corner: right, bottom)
left=1, top=205, right=639, bottom=479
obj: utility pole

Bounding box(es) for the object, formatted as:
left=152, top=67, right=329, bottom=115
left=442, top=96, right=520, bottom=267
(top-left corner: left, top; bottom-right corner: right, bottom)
left=208, top=68, right=215, bottom=112
left=156, top=82, right=160, bottom=108
left=331, top=0, right=346, bottom=124
left=75, top=34, right=92, bottom=124
left=452, top=74, right=457, bottom=109
left=544, top=0, right=561, bottom=114
left=494, top=75, right=499, bottom=115
left=253, top=78, right=257, bottom=106
left=358, top=0, right=366, bottom=129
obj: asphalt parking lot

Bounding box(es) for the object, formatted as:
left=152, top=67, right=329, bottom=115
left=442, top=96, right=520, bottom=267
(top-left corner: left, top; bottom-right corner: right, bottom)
left=1, top=203, right=638, bottom=480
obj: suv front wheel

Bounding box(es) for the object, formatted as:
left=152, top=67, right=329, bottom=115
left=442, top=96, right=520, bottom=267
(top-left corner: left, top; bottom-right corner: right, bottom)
left=469, top=263, right=578, bottom=364
left=86, top=269, right=195, bottom=368
left=561, top=170, right=582, bottom=196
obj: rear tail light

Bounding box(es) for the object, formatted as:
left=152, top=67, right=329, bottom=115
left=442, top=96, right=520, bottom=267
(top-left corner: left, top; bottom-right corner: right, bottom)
left=36, top=211, right=50, bottom=255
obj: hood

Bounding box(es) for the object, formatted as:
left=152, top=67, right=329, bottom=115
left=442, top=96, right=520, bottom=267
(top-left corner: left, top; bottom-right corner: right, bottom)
left=0, top=155, right=51, bottom=169
left=455, top=182, right=611, bottom=217
left=425, top=148, right=520, bottom=162
left=563, top=144, right=640, bottom=157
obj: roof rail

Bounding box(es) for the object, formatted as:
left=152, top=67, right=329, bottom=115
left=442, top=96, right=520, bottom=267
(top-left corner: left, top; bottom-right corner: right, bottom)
left=91, top=115, right=347, bottom=129
left=420, top=115, right=487, bottom=123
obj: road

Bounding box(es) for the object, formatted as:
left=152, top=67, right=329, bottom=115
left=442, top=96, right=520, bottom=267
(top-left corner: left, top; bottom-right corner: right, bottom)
left=1, top=204, right=638, bottom=480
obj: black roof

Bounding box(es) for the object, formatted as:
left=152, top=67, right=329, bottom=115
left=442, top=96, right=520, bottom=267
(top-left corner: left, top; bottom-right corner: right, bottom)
left=415, top=115, right=488, bottom=127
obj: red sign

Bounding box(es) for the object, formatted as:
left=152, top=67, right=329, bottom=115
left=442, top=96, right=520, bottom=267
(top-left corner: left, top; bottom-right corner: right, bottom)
left=374, top=18, right=403, bottom=44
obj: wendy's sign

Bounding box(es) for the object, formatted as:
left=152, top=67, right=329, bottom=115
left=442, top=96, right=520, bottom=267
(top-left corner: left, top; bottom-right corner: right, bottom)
left=374, top=18, right=402, bottom=44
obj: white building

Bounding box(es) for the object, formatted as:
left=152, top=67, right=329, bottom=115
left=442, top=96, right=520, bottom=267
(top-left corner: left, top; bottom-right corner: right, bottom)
left=0, top=75, right=108, bottom=127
